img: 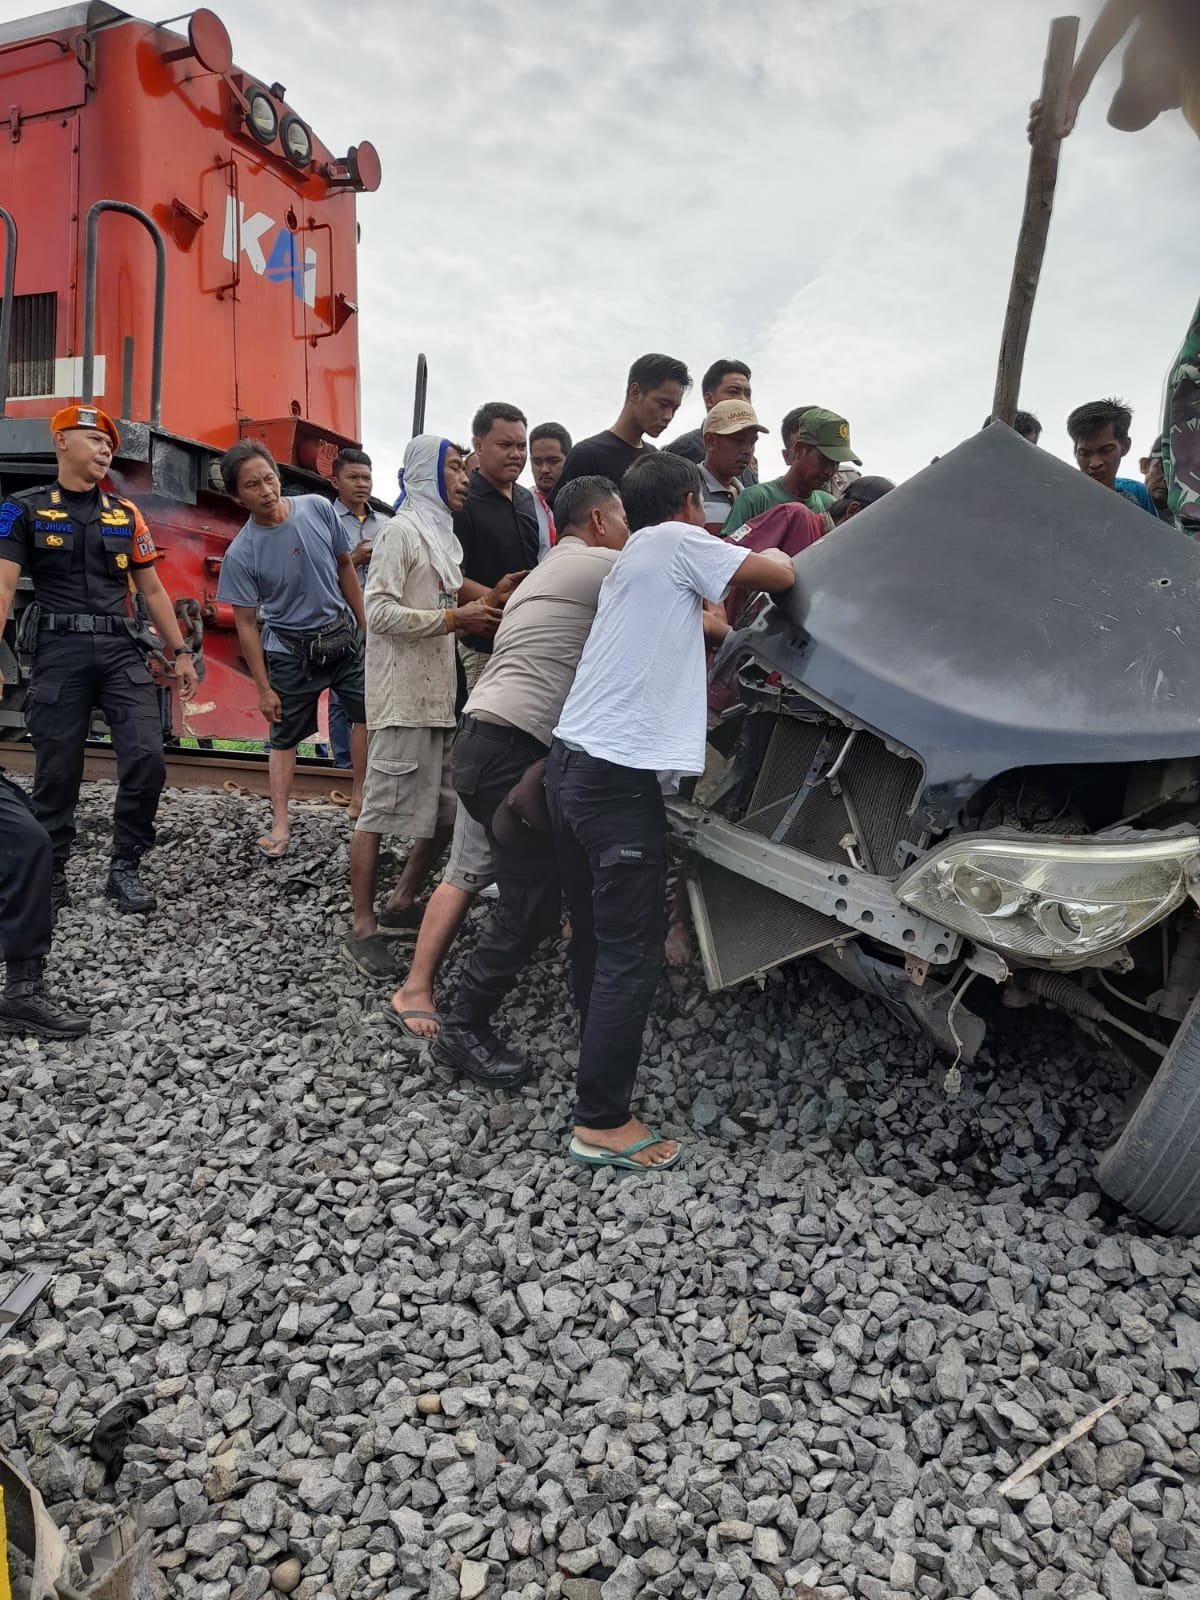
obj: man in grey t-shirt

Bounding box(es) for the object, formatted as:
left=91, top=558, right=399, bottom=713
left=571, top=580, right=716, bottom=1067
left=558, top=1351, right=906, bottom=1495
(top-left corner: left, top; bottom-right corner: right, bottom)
left=216, top=441, right=367, bottom=858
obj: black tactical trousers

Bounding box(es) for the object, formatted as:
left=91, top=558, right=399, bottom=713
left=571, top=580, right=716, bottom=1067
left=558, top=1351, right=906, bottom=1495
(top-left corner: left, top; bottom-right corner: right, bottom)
left=26, top=634, right=165, bottom=866
left=544, top=740, right=669, bottom=1130
left=0, top=773, right=53, bottom=961
left=444, top=717, right=556, bottom=1032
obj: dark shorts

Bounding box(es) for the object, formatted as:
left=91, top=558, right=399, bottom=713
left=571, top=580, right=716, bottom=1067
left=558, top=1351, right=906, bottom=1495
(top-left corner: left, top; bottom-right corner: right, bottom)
left=265, top=642, right=366, bottom=751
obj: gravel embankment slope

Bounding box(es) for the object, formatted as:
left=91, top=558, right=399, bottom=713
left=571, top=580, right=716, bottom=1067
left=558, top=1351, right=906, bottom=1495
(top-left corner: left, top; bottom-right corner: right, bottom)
left=2, top=783, right=1199, bottom=1600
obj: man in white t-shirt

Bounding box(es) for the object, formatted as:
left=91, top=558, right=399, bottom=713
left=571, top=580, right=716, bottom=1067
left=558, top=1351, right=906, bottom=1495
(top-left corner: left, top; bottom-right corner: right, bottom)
left=548, top=453, right=797, bottom=1174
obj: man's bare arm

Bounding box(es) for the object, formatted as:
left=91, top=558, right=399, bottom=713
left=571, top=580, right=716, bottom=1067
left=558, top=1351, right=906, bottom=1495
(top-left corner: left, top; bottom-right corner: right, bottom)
left=0, top=558, right=20, bottom=638
left=1029, top=0, right=1139, bottom=140
left=336, top=551, right=367, bottom=632
left=131, top=564, right=199, bottom=697
left=233, top=606, right=270, bottom=692
left=733, top=551, right=797, bottom=594
left=0, top=560, right=20, bottom=691
left=131, top=564, right=186, bottom=651
left=232, top=605, right=282, bottom=723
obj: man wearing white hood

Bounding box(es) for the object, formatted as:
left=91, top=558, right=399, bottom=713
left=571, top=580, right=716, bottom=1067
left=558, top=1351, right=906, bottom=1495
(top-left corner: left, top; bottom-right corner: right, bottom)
left=345, top=436, right=503, bottom=978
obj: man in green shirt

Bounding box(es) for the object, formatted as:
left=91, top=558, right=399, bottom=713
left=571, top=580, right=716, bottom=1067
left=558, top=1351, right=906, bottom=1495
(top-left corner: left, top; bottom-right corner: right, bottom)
left=721, top=406, right=860, bottom=536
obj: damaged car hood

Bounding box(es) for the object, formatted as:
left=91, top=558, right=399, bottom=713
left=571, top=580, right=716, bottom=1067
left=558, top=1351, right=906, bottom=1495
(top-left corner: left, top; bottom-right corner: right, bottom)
left=736, top=425, right=1200, bottom=820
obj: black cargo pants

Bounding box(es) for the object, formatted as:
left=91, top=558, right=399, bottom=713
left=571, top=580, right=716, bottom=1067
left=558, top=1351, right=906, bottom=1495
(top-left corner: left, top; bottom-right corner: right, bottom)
left=26, top=634, right=165, bottom=866
left=444, top=716, right=556, bottom=1032
left=0, top=773, right=53, bottom=961
left=544, top=739, right=668, bottom=1130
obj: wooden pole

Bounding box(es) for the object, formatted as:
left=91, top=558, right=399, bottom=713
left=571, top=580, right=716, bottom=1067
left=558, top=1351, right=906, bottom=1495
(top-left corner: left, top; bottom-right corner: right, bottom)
left=991, top=15, right=1080, bottom=427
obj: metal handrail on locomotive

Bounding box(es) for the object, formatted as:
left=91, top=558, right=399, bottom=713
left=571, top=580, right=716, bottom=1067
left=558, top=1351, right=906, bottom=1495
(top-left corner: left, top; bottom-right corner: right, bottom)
left=0, top=3, right=382, bottom=741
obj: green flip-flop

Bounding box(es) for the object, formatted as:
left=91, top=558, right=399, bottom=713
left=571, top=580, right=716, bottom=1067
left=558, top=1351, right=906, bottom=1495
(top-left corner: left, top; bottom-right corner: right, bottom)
left=568, top=1130, right=681, bottom=1173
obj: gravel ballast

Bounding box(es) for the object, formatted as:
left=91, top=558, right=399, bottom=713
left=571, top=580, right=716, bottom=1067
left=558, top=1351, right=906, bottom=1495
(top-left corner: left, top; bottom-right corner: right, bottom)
left=2, top=780, right=1199, bottom=1600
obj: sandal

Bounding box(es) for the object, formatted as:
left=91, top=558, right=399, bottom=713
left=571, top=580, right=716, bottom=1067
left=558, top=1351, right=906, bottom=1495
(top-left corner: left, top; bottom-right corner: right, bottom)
left=256, top=834, right=289, bottom=860
left=568, top=1130, right=681, bottom=1174
left=329, top=790, right=352, bottom=808
left=385, top=1005, right=441, bottom=1049
left=378, top=903, right=424, bottom=937
left=342, top=933, right=403, bottom=980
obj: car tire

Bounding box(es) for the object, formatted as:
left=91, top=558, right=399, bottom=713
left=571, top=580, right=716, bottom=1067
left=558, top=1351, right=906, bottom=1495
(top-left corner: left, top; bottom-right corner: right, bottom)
left=1098, top=988, right=1200, bottom=1234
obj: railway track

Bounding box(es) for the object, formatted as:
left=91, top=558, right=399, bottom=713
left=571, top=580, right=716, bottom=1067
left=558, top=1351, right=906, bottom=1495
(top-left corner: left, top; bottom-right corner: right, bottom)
left=0, top=740, right=348, bottom=802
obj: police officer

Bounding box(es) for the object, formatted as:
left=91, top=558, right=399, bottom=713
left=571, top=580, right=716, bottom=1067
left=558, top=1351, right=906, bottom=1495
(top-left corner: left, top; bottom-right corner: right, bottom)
left=0, top=771, right=88, bottom=1037
left=0, top=406, right=199, bottom=913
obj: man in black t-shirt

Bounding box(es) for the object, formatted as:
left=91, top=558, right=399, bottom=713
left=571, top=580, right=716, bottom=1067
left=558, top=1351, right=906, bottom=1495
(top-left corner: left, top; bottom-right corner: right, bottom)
left=551, top=353, right=691, bottom=507
left=454, top=401, right=539, bottom=686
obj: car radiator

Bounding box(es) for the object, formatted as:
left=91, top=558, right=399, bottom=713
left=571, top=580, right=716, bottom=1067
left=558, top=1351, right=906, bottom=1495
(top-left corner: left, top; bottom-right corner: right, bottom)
left=740, top=715, right=924, bottom=876
left=685, top=714, right=925, bottom=990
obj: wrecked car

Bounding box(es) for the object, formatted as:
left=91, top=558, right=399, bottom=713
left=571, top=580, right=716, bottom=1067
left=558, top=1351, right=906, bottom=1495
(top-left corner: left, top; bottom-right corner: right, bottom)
left=670, top=424, right=1200, bottom=1234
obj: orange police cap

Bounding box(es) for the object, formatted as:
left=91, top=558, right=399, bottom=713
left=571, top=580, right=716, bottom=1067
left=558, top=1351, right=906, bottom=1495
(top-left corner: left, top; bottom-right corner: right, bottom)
left=50, top=404, right=120, bottom=450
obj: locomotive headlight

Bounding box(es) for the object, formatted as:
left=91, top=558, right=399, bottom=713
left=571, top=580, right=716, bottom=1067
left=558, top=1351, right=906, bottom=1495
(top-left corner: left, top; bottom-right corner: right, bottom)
left=897, top=832, right=1200, bottom=961
left=281, top=114, right=313, bottom=168
left=246, top=88, right=278, bottom=145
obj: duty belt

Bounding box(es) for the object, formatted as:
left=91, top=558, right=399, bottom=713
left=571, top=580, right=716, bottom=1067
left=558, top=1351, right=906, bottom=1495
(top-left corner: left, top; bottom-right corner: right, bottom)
left=39, top=613, right=130, bottom=635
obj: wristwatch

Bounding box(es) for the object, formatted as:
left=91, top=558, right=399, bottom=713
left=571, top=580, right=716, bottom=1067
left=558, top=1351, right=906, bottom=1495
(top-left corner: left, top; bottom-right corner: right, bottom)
left=174, top=644, right=194, bottom=656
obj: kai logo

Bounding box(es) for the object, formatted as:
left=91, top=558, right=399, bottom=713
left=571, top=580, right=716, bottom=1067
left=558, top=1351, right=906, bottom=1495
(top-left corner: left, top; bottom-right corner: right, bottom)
left=222, top=198, right=317, bottom=308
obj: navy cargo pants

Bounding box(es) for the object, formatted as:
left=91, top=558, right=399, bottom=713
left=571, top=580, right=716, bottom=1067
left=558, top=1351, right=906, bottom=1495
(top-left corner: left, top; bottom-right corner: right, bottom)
left=26, top=634, right=165, bottom=867
left=0, top=773, right=53, bottom=960
left=544, top=739, right=669, bottom=1130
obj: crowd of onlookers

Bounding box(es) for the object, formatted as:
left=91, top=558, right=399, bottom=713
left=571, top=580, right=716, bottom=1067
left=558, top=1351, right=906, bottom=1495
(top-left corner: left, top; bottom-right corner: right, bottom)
left=205, top=351, right=1184, bottom=1171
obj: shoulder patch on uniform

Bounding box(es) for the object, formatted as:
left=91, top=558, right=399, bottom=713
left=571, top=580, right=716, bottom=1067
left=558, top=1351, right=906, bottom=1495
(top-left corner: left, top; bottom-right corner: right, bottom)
left=0, top=502, right=21, bottom=538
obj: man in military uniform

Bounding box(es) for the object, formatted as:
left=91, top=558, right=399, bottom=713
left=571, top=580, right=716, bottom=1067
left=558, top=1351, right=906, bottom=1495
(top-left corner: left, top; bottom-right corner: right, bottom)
left=0, top=406, right=199, bottom=912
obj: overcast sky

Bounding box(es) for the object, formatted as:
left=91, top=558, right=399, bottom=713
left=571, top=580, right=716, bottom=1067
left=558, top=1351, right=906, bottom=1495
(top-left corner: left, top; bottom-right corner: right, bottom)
left=6, top=0, right=1197, bottom=489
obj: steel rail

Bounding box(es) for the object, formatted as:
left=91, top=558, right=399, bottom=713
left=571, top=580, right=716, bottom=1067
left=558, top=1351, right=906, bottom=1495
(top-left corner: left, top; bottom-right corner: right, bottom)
left=0, top=742, right=348, bottom=802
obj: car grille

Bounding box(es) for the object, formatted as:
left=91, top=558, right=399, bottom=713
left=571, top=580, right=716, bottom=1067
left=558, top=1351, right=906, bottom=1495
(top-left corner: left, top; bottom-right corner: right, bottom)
left=739, top=714, right=924, bottom=877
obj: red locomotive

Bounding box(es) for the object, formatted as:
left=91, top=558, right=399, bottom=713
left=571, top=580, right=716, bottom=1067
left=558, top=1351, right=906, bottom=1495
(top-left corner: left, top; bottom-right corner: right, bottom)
left=0, top=3, right=381, bottom=740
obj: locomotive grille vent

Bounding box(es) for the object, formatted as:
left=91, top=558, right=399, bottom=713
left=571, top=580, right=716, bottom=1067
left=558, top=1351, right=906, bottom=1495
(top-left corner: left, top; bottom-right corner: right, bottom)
left=2, top=292, right=57, bottom=400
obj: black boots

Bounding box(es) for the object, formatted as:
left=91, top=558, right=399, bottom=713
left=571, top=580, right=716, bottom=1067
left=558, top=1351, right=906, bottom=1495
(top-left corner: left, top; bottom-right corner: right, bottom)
left=431, top=1025, right=532, bottom=1088
left=0, top=959, right=89, bottom=1039
left=50, top=869, right=70, bottom=915
left=106, top=858, right=156, bottom=914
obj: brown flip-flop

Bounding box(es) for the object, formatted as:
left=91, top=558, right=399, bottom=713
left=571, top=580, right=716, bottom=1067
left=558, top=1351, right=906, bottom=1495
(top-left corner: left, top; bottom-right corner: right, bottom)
left=329, top=790, right=352, bottom=808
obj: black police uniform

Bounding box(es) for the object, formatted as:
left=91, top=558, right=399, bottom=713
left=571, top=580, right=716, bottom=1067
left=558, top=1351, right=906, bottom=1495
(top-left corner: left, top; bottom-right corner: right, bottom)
left=0, top=482, right=166, bottom=901
left=0, top=770, right=88, bottom=1036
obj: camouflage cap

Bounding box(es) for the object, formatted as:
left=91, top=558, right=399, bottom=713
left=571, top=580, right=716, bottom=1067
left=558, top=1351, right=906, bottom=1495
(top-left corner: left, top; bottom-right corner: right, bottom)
left=793, top=406, right=860, bottom=465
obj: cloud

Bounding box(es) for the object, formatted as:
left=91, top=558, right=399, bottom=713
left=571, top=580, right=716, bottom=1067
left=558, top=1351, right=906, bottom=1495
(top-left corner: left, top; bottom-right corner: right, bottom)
left=1, top=0, right=1191, bottom=491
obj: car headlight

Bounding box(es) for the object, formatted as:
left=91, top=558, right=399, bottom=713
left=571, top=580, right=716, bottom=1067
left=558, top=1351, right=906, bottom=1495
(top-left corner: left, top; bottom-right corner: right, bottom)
left=896, top=833, right=1200, bottom=960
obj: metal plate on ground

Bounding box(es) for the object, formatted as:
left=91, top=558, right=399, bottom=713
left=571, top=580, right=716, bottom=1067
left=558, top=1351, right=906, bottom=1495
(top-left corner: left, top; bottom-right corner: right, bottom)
left=686, top=856, right=848, bottom=991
